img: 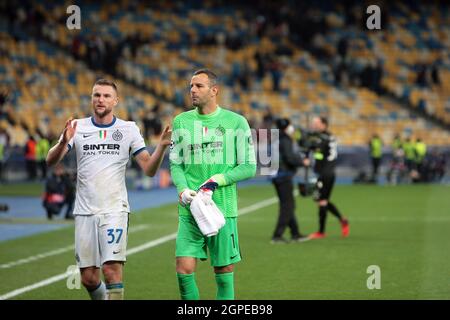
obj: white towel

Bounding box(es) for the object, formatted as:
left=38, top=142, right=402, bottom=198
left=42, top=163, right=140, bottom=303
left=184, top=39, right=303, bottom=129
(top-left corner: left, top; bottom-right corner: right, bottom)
left=190, top=192, right=226, bottom=237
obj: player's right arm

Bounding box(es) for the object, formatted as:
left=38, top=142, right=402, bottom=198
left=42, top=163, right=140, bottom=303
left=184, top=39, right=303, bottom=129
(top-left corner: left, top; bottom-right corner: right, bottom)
left=46, top=118, right=77, bottom=167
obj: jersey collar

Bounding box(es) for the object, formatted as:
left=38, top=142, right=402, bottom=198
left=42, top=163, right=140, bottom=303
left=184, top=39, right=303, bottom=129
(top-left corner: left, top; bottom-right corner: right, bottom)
left=195, top=106, right=221, bottom=119
left=91, top=116, right=117, bottom=128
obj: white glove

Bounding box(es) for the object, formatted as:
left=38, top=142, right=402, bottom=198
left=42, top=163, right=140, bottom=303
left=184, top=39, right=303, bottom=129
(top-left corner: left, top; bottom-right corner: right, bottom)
left=179, top=189, right=197, bottom=207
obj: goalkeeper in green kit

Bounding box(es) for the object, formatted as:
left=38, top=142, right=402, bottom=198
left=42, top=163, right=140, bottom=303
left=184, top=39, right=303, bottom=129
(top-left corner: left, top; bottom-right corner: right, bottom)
left=170, top=69, right=256, bottom=300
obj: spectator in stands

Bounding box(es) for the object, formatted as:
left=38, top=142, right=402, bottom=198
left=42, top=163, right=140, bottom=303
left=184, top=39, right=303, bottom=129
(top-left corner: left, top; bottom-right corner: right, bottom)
left=373, top=59, right=384, bottom=94
left=254, top=51, right=267, bottom=82
left=262, top=108, right=274, bottom=129
left=238, top=63, right=251, bottom=91
left=430, top=61, right=440, bottom=86
left=337, top=37, right=348, bottom=60
left=142, top=104, right=162, bottom=141
left=267, top=54, right=283, bottom=92
left=333, top=56, right=346, bottom=86
left=369, top=134, right=383, bottom=183
left=0, top=89, right=10, bottom=124
left=104, top=39, right=120, bottom=76
left=25, top=134, right=37, bottom=181
left=71, top=35, right=82, bottom=60
left=416, top=64, right=428, bottom=87
left=0, top=89, right=8, bottom=108
left=0, top=125, right=10, bottom=181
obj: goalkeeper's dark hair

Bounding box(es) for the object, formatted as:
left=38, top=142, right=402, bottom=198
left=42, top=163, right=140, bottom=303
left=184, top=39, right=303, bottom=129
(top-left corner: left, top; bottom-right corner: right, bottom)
left=319, top=116, right=329, bottom=128
left=193, top=69, right=218, bottom=87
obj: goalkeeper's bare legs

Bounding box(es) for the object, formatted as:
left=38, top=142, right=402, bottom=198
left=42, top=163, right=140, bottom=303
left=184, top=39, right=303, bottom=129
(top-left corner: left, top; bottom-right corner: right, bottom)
left=176, top=257, right=197, bottom=274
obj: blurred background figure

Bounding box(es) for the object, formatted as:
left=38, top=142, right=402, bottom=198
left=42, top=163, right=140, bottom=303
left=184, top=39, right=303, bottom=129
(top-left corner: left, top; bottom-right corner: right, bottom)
left=42, top=163, right=75, bottom=220
left=402, top=137, right=416, bottom=174
left=387, top=134, right=407, bottom=185
left=428, top=149, right=446, bottom=182
left=307, top=116, right=349, bottom=240
left=414, top=138, right=427, bottom=181
left=36, top=132, right=50, bottom=180
left=0, top=0, right=448, bottom=185
left=0, top=124, right=10, bottom=182
left=24, top=134, right=37, bottom=181
left=270, top=118, right=308, bottom=244
left=369, top=134, right=383, bottom=183
left=392, top=134, right=403, bottom=158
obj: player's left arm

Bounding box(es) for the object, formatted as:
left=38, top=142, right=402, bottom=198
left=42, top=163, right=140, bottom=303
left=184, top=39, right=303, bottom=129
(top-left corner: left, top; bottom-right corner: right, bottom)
left=207, top=117, right=257, bottom=188
left=135, top=125, right=172, bottom=177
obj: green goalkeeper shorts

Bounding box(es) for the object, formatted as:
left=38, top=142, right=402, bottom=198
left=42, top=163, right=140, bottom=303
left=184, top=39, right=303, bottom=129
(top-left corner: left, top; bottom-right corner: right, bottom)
left=175, top=215, right=241, bottom=267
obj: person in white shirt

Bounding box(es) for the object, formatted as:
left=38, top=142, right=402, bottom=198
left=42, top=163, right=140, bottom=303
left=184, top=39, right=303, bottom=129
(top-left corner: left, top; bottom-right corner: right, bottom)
left=47, top=79, right=171, bottom=300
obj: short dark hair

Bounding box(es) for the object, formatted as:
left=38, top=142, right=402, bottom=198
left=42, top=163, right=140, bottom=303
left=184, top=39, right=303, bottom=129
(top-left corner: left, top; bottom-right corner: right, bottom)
left=193, top=69, right=218, bottom=87
left=94, top=78, right=118, bottom=94
left=276, top=118, right=290, bottom=130
left=319, top=116, right=328, bottom=128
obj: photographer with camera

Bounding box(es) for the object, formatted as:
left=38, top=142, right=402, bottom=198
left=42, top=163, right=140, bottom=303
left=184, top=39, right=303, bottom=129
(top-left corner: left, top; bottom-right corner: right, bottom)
left=270, top=118, right=309, bottom=243
left=305, top=116, right=349, bottom=240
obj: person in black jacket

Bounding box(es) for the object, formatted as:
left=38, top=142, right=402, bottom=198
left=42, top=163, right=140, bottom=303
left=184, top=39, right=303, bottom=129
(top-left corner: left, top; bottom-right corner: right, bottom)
left=306, top=116, right=349, bottom=239
left=42, top=164, right=75, bottom=220
left=271, top=118, right=308, bottom=243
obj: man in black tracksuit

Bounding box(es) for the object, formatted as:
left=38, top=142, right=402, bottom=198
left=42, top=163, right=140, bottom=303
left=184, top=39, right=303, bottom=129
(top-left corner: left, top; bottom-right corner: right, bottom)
left=271, top=118, right=308, bottom=243
left=307, top=116, right=349, bottom=239
left=43, top=164, right=75, bottom=220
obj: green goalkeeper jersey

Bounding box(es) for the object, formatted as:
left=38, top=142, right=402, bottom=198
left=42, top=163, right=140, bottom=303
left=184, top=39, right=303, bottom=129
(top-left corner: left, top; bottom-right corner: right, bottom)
left=170, top=106, right=257, bottom=217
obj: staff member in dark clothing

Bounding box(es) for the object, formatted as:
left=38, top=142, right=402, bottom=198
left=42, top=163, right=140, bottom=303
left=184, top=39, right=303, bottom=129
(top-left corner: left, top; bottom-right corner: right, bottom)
left=271, top=118, right=308, bottom=243
left=306, top=116, right=349, bottom=239
left=62, top=170, right=76, bottom=219
left=43, top=164, right=75, bottom=220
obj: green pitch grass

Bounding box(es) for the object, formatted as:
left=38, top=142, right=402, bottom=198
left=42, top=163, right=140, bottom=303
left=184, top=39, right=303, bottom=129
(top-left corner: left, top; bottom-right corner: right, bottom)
left=0, top=182, right=43, bottom=197
left=0, top=184, right=449, bottom=300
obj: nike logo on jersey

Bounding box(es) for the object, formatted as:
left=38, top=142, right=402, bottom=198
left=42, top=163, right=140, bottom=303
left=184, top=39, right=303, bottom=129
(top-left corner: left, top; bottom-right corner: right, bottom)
left=83, top=134, right=92, bottom=138
left=113, top=250, right=121, bottom=254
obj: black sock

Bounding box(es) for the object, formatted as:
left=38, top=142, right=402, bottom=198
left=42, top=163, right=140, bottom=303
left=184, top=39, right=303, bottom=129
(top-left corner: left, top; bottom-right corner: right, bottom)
left=327, top=202, right=343, bottom=221
left=318, top=205, right=327, bottom=233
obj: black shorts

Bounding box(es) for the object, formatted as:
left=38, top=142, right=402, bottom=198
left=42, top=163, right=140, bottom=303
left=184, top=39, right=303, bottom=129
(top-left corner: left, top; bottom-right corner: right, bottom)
left=313, top=174, right=335, bottom=201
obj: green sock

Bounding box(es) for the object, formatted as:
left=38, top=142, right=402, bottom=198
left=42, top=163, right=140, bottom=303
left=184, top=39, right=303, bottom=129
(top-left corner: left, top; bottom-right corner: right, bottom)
left=215, top=272, right=234, bottom=300
left=177, top=273, right=200, bottom=300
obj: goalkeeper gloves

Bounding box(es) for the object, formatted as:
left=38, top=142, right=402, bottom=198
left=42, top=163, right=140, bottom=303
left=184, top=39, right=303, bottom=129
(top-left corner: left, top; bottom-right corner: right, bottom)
left=179, top=189, right=197, bottom=207
left=197, top=176, right=220, bottom=206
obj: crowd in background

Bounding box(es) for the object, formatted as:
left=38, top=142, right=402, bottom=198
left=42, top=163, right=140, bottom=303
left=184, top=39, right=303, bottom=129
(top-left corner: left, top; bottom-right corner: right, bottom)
left=364, top=133, right=446, bottom=184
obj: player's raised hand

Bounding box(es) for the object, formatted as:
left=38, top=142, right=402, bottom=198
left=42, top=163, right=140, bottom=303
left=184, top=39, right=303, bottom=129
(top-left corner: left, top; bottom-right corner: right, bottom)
left=61, top=118, right=77, bottom=143
left=159, top=125, right=172, bottom=147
